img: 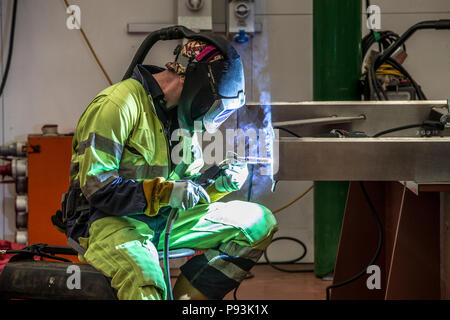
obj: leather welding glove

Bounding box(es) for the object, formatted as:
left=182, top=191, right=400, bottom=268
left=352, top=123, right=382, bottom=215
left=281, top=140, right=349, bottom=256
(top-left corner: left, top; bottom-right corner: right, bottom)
left=215, top=162, right=249, bottom=193
left=168, top=180, right=210, bottom=211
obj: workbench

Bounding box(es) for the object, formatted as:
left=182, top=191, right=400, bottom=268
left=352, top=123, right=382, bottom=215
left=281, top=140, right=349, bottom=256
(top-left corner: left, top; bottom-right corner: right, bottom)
left=242, top=100, right=450, bottom=299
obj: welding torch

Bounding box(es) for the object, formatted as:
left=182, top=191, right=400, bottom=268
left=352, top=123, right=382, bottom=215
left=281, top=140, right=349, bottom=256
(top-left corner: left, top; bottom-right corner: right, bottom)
left=220, top=151, right=272, bottom=166
left=163, top=152, right=271, bottom=299
left=195, top=151, right=272, bottom=189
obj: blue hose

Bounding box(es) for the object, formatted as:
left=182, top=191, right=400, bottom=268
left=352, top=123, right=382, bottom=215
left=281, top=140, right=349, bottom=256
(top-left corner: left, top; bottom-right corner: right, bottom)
left=247, top=164, right=255, bottom=202
left=163, top=207, right=179, bottom=300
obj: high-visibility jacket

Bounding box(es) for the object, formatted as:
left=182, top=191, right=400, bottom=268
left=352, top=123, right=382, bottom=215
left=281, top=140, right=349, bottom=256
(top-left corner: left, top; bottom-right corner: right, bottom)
left=66, top=70, right=227, bottom=242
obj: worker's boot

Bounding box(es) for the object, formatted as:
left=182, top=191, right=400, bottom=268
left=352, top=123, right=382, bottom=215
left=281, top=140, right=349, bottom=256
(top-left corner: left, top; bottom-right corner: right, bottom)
left=173, top=273, right=209, bottom=300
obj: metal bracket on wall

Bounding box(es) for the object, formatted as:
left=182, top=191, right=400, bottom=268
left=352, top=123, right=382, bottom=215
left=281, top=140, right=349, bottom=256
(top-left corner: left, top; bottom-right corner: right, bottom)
left=26, top=145, right=40, bottom=154
left=126, top=22, right=262, bottom=34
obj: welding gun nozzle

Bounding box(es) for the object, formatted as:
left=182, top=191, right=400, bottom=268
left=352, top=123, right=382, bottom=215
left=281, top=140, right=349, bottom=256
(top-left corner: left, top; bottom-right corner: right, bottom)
left=236, top=156, right=272, bottom=165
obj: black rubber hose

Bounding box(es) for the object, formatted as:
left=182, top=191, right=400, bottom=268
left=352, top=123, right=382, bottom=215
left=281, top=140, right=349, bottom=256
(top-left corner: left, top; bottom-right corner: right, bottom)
left=375, top=20, right=450, bottom=71
left=273, top=126, right=302, bottom=138
left=362, top=30, right=403, bottom=58
left=233, top=236, right=312, bottom=300
left=384, top=57, right=427, bottom=100
left=122, top=25, right=232, bottom=80
left=0, top=0, right=18, bottom=97
left=2, top=249, right=72, bottom=263
left=373, top=123, right=423, bottom=137
left=369, top=54, right=388, bottom=100
left=122, top=26, right=190, bottom=80
left=365, top=49, right=427, bottom=101
left=262, top=237, right=312, bottom=273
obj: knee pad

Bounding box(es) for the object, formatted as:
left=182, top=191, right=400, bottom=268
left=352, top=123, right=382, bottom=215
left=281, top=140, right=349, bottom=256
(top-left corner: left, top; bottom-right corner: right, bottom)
left=204, top=200, right=278, bottom=246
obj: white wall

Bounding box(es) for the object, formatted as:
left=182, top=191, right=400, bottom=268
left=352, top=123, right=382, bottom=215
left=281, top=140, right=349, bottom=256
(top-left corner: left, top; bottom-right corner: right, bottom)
left=0, top=0, right=179, bottom=241
left=1, top=0, right=450, bottom=264
left=0, top=0, right=16, bottom=243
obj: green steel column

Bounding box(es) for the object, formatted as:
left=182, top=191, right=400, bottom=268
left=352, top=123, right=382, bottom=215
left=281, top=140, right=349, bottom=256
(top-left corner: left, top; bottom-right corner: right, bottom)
left=313, top=0, right=362, bottom=277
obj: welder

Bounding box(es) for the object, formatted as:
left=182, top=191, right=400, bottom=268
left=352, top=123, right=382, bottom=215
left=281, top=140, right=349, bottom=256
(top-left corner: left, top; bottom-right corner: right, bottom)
left=60, top=34, right=278, bottom=300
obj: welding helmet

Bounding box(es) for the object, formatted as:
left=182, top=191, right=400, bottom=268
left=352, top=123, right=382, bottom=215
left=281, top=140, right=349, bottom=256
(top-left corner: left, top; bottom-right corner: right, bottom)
left=122, top=26, right=246, bottom=133
left=167, top=36, right=246, bottom=133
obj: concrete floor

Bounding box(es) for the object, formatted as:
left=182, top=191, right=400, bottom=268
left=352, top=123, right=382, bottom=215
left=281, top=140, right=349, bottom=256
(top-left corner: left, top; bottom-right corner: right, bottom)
left=172, top=264, right=331, bottom=300
left=224, top=264, right=330, bottom=300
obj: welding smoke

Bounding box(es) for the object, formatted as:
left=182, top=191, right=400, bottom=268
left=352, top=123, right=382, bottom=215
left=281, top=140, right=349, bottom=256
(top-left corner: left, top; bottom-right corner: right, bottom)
left=238, top=19, right=278, bottom=200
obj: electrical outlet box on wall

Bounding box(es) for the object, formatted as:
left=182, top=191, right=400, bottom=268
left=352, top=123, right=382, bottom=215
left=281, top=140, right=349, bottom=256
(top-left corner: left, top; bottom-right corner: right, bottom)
left=177, top=0, right=213, bottom=31
left=228, top=0, right=255, bottom=34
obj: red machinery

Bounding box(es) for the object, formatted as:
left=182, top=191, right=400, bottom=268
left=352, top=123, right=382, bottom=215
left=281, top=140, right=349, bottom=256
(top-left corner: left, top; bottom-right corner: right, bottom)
left=26, top=134, right=77, bottom=261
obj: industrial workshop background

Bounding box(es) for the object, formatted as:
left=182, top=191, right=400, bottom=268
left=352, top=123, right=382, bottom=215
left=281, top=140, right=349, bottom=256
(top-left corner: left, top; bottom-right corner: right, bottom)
left=1, top=0, right=450, bottom=269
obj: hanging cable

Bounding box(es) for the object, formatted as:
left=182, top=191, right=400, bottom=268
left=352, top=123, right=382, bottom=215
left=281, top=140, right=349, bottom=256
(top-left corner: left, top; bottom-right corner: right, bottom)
left=233, top=184, right=314, bottom=299
left=262, top=237, right=312, bottom=273
left=360, top=17, right=448, bottom=101
left=384, top=57, right=427, bottom=100
left=233, top=182, right=314, bottom=299
left=0, top=0, right=17, bottom=98
left=373, top=123, right=423, bottom=137
left=246, top=164, right=255, bottom=202
left=260, top=185, right=314, bottom=273
left=325, top=182, right=383, bottom=300
left=361, top=3, right=427, bottom=102
left=273, top=126, right=302, bottom=138
left=272, top=185, right=313, bottom=214
left=62, top=0, right=113, bottom=86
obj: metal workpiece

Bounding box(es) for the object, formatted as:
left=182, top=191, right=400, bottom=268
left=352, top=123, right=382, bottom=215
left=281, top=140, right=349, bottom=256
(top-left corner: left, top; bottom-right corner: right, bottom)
left=241, top=101, right=450, bottom=182
left=274, top=136, right=450, bottom=182
left=246, top=100, right=450, bottom=138
left=272, top=115, right=366, bottom=128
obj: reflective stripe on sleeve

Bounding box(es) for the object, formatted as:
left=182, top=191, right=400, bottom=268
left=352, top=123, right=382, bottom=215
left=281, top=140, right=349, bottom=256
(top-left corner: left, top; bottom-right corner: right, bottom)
left=77, top=132, right=124, bottom=160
